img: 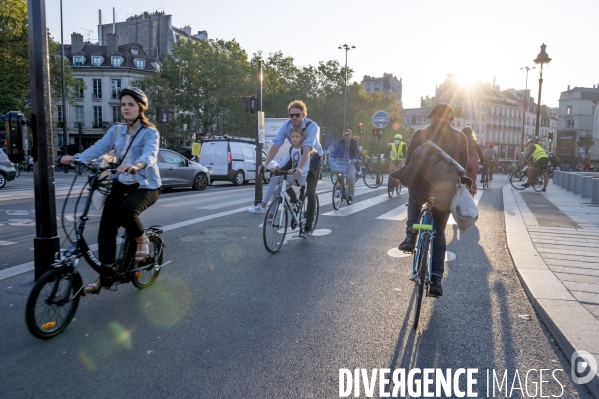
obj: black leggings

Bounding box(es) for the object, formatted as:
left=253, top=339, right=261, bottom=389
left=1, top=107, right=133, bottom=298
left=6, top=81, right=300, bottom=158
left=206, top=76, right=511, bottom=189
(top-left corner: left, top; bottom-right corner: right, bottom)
left=98, top=180, right=160, bottom=263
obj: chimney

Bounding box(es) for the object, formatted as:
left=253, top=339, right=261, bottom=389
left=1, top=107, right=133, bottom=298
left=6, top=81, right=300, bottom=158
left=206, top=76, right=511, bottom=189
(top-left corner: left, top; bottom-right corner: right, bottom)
left=106, top=33, right=117, bottom=53
left=71, top=32, right=84, bottom=53
left=113, top=7, right=116, bottom=34
left=98, top=10, right=103, bottom=45
left=567, top=84, right=570, bottom=91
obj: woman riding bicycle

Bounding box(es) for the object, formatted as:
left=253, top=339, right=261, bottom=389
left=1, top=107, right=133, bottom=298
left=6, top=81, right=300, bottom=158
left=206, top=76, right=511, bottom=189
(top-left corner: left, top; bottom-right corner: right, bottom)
left=60, top=87, right=161, bottom=294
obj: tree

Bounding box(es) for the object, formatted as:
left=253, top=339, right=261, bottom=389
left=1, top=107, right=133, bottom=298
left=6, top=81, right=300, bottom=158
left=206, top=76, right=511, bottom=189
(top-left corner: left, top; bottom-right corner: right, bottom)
left=0, top=0, right=84, bottom=115
left=142, top=38, right=255, bottom=141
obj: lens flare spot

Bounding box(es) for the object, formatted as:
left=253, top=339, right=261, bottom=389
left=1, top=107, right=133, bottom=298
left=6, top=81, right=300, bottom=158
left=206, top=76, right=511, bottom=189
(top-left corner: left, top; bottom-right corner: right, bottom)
left=209, top=263, right=215, bottom=271
left=139, top=275, right=191, bottom=327
left=41, top=321, right=56, bottom=329
left=222, top=243, right=242, bottom=264
left=109, top=322, right=132, bottom=350
left=77, top=350, right=96, bottom=371
left=392, top=122, right=401, bottom=131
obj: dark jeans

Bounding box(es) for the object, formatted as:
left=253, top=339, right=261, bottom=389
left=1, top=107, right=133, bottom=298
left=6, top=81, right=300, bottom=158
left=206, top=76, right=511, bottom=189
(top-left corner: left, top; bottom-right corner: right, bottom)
left=305, top=169, right=319, bottom=229
left=406, top=190, right=451, bottom=278
left=98, top=180, right=160, bottom=263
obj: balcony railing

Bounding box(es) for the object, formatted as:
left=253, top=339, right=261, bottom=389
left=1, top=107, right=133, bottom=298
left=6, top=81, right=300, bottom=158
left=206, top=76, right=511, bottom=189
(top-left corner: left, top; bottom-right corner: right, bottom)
left=74, top=122, right=85, bottom=128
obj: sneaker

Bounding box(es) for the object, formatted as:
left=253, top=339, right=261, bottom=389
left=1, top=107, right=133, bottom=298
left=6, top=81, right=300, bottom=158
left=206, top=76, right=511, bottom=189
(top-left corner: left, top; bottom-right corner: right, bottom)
left=398, top=230, right=417, bottom=252
left=247, top=205, right=266, bottom=213
left=480, top=180, right=484, bottom=184
left=540, top=188, right=546, bottom=192
left=347, top=195, right=353, bottom=203
left=429, top=275, right=443, bottom=296
left=521, top=183, right=530, bottom=188
left=300, top=227, right=313, bottom=238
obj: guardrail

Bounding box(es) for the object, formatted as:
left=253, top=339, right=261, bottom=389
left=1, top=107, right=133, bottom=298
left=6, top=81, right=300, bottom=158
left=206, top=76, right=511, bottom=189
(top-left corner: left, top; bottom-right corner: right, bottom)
left=552, top=170, right=599, bottom=203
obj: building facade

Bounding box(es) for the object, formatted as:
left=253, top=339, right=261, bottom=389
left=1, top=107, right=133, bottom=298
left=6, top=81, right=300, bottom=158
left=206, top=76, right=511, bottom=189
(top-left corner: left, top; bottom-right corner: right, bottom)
left=55, top=32, right=159, bottom=153
left=557, top=85, right=599, bottom=163
left=361, top=74, right=403, bottom=105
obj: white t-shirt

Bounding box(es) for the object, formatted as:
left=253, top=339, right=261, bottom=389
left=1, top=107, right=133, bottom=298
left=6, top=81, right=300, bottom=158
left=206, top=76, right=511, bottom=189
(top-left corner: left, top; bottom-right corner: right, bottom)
left=118, top=134, right=137, bottom=184
left=278, top=147, right=308, bottom=177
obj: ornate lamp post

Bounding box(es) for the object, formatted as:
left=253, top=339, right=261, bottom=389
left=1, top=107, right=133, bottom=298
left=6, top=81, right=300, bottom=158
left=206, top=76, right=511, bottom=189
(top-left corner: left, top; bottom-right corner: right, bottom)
left=533, top=44, right=551, bottom=139
left=519, top=66, right=535, bottom=154
left=338, top=43, right=355, bottom=129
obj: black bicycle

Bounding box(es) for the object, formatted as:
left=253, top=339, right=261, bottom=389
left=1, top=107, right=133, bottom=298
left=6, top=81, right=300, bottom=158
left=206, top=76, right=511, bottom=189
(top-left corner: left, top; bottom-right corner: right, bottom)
left=25, top=160, right=167, bottom=339
left=480, top=165, right=490, bottom=190
left=509, top=164, right=547, bottom=192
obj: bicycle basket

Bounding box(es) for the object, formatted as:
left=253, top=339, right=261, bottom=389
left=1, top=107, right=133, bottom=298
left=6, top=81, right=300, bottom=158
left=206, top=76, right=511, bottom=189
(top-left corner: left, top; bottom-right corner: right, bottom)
left=330, top=159, right=350, bottom=174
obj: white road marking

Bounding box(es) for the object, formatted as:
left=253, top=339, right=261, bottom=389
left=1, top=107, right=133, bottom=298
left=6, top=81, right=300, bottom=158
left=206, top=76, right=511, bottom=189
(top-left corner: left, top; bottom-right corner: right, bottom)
left=197, top=198, right=253, bottom=210
left=387, top=248, right=411, bottom=258
left=322, top=194, right=390, bottom=217
left=376, top=203, right=408, bottom=221
left=0, top=240, right=17, bottom=246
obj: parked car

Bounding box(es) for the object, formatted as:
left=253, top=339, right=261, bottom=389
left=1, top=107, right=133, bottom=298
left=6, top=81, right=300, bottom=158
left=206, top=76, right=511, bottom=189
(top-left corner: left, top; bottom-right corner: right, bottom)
left=157, top=148, right=210, bottom=190
left=0, top=149, right=18, bottom=189
left=198, top=136, right=268, bottom=185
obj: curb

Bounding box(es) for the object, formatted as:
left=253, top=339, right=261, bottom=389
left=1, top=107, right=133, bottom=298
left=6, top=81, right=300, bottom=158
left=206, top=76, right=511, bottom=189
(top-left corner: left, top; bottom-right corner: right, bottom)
left=503, top=184, right=599, bottom=397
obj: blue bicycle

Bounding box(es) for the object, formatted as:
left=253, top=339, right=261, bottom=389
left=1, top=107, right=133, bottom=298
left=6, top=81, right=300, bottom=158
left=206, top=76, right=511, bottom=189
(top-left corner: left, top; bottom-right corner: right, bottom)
left=410, top=197, right=437, bottom=330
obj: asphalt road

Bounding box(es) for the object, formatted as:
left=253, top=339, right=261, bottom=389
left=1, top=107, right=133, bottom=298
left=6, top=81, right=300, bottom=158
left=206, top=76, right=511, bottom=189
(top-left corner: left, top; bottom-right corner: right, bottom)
left=0, top=175, right=593, bottom=398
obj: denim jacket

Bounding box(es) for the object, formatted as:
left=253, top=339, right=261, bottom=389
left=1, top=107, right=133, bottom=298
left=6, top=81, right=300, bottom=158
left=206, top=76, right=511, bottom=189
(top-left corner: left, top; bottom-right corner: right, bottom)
left=75, top=123, right=162, bottom=189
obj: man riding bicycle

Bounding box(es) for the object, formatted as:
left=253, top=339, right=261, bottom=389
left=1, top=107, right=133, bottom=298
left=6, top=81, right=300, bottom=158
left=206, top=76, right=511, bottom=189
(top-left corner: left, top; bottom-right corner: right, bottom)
left=397, top=104, right=469, bottom=296
left=331, top=129, right=360, bottom=203
left=482, top=143, right=498, bottom=181
left=522, top=139, right=549, bottom=192
left=262, top=100, right=323, bottom=238
left=389, top=134, right=406, bottom=172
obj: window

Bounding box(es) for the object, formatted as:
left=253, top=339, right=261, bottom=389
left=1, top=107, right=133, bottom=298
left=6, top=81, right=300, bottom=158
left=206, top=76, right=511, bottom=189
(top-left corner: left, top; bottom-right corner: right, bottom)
left=73, top=56, right=84, bottom=66
left=75, top=78, right=84, bottom=98
left=111, top=79, right=121, bottom=99
left=75, top=106, right=84, bottom=127
left=566, top=105, right=572, bottom=115
left=112, top=106, right=121, bottom=123
left=160, top=150, right=185, bottom=165
left=92, top=56, right=102, bottom=66
left=111, top=56, right=121, bottom=67
left=566, top=119, right=574, bottom=129
left=131, top=48, right=139, bottom=55
left=135, top=59, right=145, bottom=69
left=93, top=79, right=102, bottom=99
left=230, top=145, right=243, bottom=160
left=93, top=106, right=103, bottom=127
left=57, top=105, right=63, bottom=125
left=366, top=83, right=371, bottom=90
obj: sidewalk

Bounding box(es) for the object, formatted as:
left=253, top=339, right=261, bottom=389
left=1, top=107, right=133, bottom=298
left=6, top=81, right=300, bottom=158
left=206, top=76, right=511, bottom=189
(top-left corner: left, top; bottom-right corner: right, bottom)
left=504, top=179, right=599, bottom=397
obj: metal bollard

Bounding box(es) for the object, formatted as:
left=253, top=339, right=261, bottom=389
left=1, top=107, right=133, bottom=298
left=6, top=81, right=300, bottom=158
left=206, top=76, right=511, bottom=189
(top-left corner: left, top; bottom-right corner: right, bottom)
left=591, top=178, right=599, bottom=204
left=567, top=173, right=575, bottom=192
left=560, top=172, right=568, bottom=189
left=553, top=171, right=560, bottom=185
left=582, top=176, right=593, bottom=198
left=574, top=174, right=583, bottom=195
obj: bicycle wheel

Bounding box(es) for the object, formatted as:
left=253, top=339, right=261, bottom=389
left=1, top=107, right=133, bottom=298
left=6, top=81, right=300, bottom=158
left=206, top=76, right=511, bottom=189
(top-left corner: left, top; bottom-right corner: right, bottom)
left=330, top=171, right=337, bottom=184
left=413, top=234, right=430, bottom=330
left=396, top=182, right=402, bottom=195
left=301, top=194, right=319, bottom=231
left=510, top=171, right=528, bottom=190
left=332, top=180, right=343, bottom=210
left=131, top=235, right=163, bottom=289
left=263, top=199, right=287, bottom=253
left=25, top=267, right=81, bottom=339
left=363, top=168, right=383, bottom=188
left=532, top=171, right=547, bottom=192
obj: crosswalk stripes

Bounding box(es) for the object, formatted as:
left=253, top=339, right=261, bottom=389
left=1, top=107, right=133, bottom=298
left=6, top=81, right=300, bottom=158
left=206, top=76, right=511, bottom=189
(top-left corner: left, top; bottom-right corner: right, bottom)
left=322, top=194, right=391, bottom=217
left=376, top=203, right=408, bottom=221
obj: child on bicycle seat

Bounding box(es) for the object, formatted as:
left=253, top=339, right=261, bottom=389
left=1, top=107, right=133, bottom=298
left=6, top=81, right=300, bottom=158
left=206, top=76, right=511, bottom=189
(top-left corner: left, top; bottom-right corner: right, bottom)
left=248, top=126, right=309, bottom=214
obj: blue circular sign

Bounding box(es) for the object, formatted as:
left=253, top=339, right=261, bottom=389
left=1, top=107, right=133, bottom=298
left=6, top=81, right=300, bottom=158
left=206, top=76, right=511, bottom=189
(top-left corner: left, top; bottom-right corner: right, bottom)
left=372, top=111, right=389, bottom=128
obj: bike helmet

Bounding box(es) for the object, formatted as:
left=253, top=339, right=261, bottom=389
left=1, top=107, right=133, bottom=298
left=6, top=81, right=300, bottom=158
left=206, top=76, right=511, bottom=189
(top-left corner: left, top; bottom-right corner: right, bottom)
left=119, top=87, right=149, bottom=108
left=394, top=134, right=402, bottom=140
left=353, top=135, right=360, bottom=141
left=526, top=139, right=536, bottom=145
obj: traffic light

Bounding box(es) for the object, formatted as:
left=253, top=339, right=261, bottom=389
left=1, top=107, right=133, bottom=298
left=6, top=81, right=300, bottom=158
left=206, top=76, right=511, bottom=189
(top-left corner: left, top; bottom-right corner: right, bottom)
left=548, top=132, right=553, bottom=143
left=241, top=95, right=257, bottom=113
left=373, top=129, right=378, bottom=137
left=5, top=111, right=27, bottom=163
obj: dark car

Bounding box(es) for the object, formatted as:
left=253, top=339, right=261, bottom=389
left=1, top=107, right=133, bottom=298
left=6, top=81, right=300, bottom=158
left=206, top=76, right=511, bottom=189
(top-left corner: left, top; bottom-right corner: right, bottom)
left=0, top=149, right=18, bottom=189
left=157, top=148, right=210, bottom=190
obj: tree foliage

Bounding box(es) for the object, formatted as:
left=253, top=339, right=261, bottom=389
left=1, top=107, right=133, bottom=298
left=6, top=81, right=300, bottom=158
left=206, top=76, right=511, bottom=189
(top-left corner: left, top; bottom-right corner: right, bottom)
left=140, top=41, right=404, bottom=147
left=0, top=0, right=84, bottom=115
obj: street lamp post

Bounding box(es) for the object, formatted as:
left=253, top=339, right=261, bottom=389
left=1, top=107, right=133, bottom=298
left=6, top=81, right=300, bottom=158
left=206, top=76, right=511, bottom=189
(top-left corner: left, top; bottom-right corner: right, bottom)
left=519, top=66, right=535, bottom=154
left=338, top=43, right=355, bottom=130
left=60, top=0, right=68, bottom=158
left=533, top=44, right=551, bottom=140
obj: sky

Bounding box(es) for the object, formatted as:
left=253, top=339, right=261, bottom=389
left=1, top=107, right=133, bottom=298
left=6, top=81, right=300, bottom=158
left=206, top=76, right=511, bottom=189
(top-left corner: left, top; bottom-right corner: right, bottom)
left=45, top=0, right=598, bottom=110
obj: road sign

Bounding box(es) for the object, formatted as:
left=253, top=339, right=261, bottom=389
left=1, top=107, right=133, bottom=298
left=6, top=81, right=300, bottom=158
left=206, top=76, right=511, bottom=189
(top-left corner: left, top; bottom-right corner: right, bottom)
left=372, top=111, right=389, bottom=129
left=257, top=112, right=265, bottom=144
left=191, top=142, right=201, bottom=156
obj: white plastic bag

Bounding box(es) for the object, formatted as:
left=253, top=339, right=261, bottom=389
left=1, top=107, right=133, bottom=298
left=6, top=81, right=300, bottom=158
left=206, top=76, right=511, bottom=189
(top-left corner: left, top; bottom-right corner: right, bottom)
left=450, top=182, right=478, bottom=232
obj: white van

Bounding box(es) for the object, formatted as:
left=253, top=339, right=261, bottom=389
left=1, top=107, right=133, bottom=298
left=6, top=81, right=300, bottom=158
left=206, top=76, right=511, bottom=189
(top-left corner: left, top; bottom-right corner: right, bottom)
left=199, top=136, right=267, bottom=185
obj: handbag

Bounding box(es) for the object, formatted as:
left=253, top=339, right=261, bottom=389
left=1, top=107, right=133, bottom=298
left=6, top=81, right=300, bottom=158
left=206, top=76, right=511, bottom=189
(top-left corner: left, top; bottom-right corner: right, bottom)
left=91, top=127, right=119, bottom=210
left=450, top=181, right=479, bottom=232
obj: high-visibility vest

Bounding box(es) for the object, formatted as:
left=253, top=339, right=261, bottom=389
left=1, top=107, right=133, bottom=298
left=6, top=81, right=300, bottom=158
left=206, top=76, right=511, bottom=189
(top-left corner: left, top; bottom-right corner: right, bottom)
left=391, top=142, right=405, bottom=160
left=531, top=144, right=548, bottom=162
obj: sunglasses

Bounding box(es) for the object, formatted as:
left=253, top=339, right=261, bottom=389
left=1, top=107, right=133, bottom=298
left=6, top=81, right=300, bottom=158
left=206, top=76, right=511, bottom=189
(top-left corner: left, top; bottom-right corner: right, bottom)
left=289, top=113, right=301, bottom=118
